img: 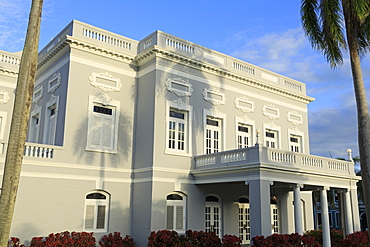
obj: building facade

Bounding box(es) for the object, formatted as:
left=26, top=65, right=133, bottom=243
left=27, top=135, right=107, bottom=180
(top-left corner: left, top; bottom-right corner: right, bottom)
left=0, top=20, right=360, bottom=246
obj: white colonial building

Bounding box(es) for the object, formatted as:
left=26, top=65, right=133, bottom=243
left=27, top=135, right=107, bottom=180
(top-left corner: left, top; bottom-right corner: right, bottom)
left=0, top=20, right=360, bottom=246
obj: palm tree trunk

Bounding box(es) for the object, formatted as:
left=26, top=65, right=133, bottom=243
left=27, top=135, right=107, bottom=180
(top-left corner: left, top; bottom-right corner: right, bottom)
left=342, top=0, right=370, bottom=238
left=0, top=1, right=43, bottom=246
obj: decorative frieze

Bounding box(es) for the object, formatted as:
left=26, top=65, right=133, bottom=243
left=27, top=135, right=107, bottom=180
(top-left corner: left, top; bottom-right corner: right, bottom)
left=202, top=88, right=226, bottom=105
left=234, top=97, right=255, bottom=113
left=166, top=78, right=193, bottom=97
left=287, top=111, right=303, bottom=126
left=33, top=85, right=44, bottom=103
left=262, top=104, right=280, bottom=120
left=89, top=72, right=122, bottom=93
left=0, top=90, right=10, bottom=104
left=48, top=73, right=61, bottom=93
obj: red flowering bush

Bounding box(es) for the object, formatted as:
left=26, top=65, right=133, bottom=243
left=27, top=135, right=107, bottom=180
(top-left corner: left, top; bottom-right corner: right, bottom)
left=185, top=230, right=221, bottom=247
left=28, top=231, right=96, bottom=247
left=252, top=233, right=317, bottom=247
left=99, top=232, right=135, bottom=247
left=147, top=230, right=182, bottom=247
left=7, top=237, right=25, bottom=247
left=341, top=231, right=369, bottom=247
left=221, top=234, right=241, bottom=247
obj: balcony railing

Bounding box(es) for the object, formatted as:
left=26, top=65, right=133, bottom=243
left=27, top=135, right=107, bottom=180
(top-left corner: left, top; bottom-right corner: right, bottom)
left=193, top=146, right=355, bottom=177
left=24, top=143, right=55, bottom=158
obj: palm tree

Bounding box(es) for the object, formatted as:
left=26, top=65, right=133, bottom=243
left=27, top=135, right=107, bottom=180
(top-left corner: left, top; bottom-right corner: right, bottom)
left=301, top=0, right=370, bottom=239
left=0, top=1, right=43, bottom=246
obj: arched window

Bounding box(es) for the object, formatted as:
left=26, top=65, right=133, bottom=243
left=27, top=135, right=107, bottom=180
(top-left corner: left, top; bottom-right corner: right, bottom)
left=166, top=192, right=186, bottom=233
left=84, top=190, right=110, bottom=232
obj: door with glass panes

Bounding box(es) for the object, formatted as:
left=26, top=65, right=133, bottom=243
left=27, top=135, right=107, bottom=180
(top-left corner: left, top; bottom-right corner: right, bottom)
left=238, top=199, right=250, bottom=244
left=238, top=202, right=279, bottom=244
left=205, top=196, right=221, bottom=237
left=206, top=118, right=220, bottom=154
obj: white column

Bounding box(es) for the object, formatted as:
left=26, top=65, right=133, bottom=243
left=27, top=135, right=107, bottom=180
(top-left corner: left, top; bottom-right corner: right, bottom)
left=351, top=188, right=361, bottom=231
left=320, top=187, right=331, bottom=247
left=248, top=179, right=272, bottom=238
left=293, top=184, right=303, bottom=234
left=344, top=189, right=354, bottom=234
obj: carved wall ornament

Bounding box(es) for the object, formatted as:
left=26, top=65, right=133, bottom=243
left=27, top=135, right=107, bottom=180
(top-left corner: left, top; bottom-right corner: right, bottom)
left=0, top=90, right=10, bottom=105
left=287, top=111, right=303, bottom=126
left=202, top=88, right=226, bottom=105
left=89, top=72, right=122, bottom=93
left=165, top=78, right=193, bottom=97
left=172, top=99, right=188, bottom=110
left=48, top=73, right=61, bottom=93
left=234, top=97, right=255, bottom=113
left=262, top=104, right=280, bottom=120
left=33, top=85, right=44, bottom=103
left=96, top=94, right=113, bottom=106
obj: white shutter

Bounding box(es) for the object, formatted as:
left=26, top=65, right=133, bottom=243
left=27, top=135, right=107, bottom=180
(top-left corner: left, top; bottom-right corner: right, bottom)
left=166, top=205, right=174, bottom=229
left=102, top=117, right=114, bottom=148
left=176, top=206, right=184, bottom=230
left=91, top=115, right=103, bottom=146
left=85, top=205, right=95, bottom=229
left=96, top=205, right=106, bottom=229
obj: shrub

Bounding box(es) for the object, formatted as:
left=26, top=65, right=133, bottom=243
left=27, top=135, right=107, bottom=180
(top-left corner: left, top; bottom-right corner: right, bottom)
left=147, top=230, right=182, bottom=247
left=252, top=233, right=317, bottom=247
left=28, top=231, right=96, bottom=247
left=7, top=237, right=25, bottom=247
left=185, top=230, right=221, bottom=247
left=99, top=232, right=135, bottom=247
left=341, top=231, right=370, bottom=247
left=222, top=234, right=241, bottom=247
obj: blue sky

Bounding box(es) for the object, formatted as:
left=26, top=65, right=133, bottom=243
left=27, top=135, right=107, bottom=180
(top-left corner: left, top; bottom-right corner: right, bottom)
left=0, top=0, right=368, bottom=159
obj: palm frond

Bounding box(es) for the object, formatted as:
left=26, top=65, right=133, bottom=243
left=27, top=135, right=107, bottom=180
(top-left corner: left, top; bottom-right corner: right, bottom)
left=301, top=0, right=323, bottom=50
left=320, top=0, right=346, bottom=67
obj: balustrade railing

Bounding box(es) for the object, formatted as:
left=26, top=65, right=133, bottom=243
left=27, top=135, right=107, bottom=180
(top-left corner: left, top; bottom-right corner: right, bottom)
left=193, top=146, right=354, bottom=176
left=24, top=143, right=55, bottom=159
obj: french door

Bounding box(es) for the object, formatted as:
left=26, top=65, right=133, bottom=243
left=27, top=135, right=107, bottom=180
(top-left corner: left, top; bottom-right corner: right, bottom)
left=205, top=201, right=221, bottom=237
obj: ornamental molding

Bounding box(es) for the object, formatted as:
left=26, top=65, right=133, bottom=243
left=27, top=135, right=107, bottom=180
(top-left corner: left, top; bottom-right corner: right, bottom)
left=287, top=111, right=303, bottom=126
left=48, top=73, right=61, bottom=93
left=202, top=88, right=226, bottom=105
left=89, top=72, right=122, bottom=93
left=262, top=104, right=280, bottom=120
left=0, top=90, right=10, bottom=104
left=95, top=94, right=113, bottom=106
left=33, top=85, right=44, bottom=103
left=165, top=77, right=193, bottom=97
left=172, top=99, right=188, bottom=110
left=234, top=97, right=255, bottom=113
left=138, top=47, right=314, bottom=104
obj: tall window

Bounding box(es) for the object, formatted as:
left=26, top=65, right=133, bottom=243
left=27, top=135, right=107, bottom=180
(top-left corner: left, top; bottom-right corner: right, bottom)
left=30, top=113, right=40, bottom=143
left=265, top=130, right=278, bottom=148
left=44, top=96, right=59, bottom=145
left=290, top=134, right=302, bottom=153
left=166, top=193, right=186, bottom=233
left=237, top=124, right=251, bottom=149
left=206, top=118, right=221, bottom=154
left=86, top=96, right=120, bottom=153
left=84, top=191, right=110, bottom=232
left=205, top=195, right=221, bottom=237
left=168, top=109, right=186, bottom=151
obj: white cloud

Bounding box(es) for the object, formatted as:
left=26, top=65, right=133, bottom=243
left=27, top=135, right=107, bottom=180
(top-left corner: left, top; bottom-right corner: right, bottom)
left=0, top=0, right=30, bottom=52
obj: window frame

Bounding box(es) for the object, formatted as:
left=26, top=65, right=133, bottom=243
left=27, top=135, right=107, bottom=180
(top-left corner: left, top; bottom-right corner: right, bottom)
left=165, top=100, right=192, bottom=156
left=166, top=192, right=187, bottom=234
left=235, top=116, right=255, bottom=149
left=203, top=109, right=226, bottom=154
left=288, top=129, right=305, bottom=153
left=29, top=106, right=42, bottom=143
left=86, top=95, right=120, bottom=154
left=263, top=123, right=281, bottom=149
left=43, top=96, right=59, bottom=145
left=83, top=190, right=110, bottom=233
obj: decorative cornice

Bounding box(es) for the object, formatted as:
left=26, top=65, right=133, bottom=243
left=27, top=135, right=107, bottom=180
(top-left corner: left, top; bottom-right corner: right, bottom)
left=0, top=68, right=18, bottom=77
left=136, top=46, right=314, bottom=104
